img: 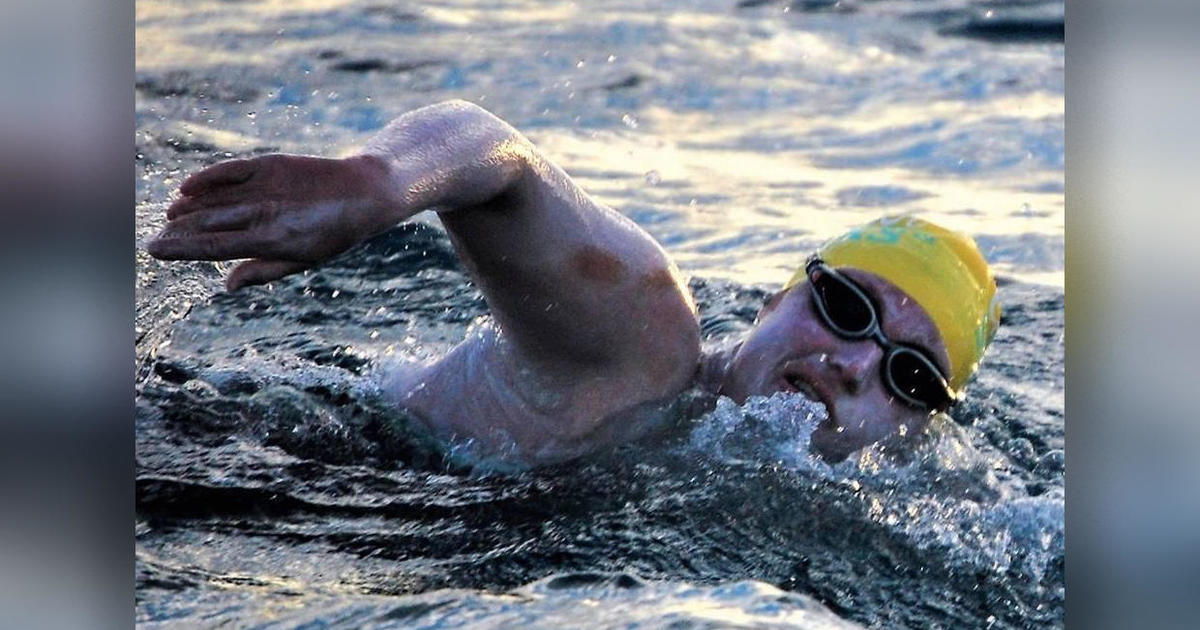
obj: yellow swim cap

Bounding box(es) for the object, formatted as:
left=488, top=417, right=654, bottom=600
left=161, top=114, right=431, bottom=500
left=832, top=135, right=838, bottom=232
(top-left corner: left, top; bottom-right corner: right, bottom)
left=785, top=215, right=1000, bottom=396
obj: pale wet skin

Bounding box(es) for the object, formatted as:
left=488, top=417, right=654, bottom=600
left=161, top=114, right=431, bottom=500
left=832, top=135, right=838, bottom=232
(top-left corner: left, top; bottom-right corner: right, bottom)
left=149, top=100, right=952, bottom=466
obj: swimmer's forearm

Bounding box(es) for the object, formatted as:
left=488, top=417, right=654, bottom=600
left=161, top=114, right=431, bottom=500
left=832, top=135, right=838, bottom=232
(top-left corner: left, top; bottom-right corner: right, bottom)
left=357, top=100, right=534, bottom=226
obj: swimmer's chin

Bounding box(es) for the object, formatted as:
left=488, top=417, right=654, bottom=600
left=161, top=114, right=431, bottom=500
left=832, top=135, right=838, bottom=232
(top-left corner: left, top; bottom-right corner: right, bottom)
left=768, top=379, right=854, bottom=462
left=809, top=424, right=858, bottom=463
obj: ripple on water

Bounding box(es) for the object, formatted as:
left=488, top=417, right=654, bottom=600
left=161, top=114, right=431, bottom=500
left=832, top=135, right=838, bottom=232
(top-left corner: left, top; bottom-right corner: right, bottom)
left=137, top=224, right=1063, bottom=628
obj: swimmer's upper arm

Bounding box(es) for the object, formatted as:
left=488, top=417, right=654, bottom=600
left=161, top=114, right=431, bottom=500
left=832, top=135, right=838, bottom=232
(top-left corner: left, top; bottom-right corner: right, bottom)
left=362, top=100, right=700, bottom=401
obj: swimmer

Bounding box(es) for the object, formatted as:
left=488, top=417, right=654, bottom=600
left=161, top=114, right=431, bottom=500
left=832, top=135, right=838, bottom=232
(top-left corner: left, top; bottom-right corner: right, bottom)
left=148, top=100, right=999, bottom=465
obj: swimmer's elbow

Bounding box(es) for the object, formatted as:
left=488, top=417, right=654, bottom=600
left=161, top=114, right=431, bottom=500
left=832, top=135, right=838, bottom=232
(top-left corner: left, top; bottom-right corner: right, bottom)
left=363, top=99, right=538, bottom=211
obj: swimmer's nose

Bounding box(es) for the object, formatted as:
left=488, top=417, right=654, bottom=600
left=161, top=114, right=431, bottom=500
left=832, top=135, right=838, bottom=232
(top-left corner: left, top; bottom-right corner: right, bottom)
left=829, top=342, right=878, bottom=395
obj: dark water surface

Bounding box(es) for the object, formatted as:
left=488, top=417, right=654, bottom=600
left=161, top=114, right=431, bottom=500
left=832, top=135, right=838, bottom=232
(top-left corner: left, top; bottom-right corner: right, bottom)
left=136, top=1, right=1063, bottom=627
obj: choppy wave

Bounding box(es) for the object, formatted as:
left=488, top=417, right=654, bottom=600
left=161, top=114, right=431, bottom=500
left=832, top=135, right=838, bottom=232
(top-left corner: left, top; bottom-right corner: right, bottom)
left=136, top=223, right=1063, bottom=628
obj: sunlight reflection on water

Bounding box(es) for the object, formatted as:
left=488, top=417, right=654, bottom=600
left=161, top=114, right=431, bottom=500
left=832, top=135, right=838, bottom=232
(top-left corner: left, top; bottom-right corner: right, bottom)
left=136, top=0, right=1063, bottom=288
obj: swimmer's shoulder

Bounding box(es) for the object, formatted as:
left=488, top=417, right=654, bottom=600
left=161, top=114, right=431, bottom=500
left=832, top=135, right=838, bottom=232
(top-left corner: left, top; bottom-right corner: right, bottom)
left=377, top=321, right=704, bottom=466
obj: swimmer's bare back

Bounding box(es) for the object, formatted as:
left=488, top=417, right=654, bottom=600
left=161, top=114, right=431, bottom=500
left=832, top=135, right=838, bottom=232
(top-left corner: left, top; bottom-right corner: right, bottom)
left=149, top=100, right=701, bottom=466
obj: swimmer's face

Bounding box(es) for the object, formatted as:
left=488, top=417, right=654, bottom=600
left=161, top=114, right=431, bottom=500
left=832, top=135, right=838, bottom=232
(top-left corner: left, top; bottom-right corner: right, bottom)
left=721, top=268, right=951, bottom=462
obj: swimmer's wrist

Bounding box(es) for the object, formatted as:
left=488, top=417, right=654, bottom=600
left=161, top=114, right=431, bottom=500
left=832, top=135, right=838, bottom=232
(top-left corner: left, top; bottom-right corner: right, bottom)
left=343, top=152, right=417, bottom=232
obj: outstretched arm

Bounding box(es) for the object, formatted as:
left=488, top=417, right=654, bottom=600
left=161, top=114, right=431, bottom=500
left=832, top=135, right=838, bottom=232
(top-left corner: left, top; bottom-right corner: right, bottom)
left=149, top=100, right=699, bottom=402
left=149, top=101, right=532, bottom=290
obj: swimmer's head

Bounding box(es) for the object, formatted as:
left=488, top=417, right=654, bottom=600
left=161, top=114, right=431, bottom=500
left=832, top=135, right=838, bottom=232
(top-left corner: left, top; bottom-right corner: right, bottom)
left=720, top=215, right=999, bottom=462
left=786, top=215, right=1000, bottom=395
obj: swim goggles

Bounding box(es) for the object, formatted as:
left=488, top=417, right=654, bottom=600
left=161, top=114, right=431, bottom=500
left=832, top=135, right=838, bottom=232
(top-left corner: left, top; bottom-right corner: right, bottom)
left=805, top=257, right=955, bottom=412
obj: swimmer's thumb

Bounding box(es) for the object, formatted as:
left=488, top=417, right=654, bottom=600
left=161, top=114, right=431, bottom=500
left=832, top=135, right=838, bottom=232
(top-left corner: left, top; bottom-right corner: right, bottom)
left=226, top=259, right=309, bottom=291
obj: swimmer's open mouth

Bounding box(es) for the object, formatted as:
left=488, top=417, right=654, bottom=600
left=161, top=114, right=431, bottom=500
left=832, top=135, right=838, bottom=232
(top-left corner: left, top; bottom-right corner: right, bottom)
left=780, top=371, right=828, bottom=410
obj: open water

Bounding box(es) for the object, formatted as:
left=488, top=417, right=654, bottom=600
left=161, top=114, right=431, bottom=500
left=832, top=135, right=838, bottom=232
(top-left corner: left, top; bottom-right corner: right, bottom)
left=135, top=1, right=1064, bottom=627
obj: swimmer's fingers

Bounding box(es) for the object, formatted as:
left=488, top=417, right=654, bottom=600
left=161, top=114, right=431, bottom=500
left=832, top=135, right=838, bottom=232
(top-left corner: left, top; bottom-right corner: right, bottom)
left=166, top=196, right=207, bottom=220
left=162, top=202, right=260, bottom=233
left=225, top=259, right=310, bottom=292
left=168, top=183, right=260, bottom=220
left=148, top=228, right=278, bottom=261
left=179, top=158, right=259, bottom=199
left=168, top=184, right=275, bottom=219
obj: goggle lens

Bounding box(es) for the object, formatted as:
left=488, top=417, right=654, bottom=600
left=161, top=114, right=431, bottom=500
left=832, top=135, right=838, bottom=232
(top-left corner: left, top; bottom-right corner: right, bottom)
left=886, top=348, right=951, bottom=410
left=812, top=271, right=873, bottom=335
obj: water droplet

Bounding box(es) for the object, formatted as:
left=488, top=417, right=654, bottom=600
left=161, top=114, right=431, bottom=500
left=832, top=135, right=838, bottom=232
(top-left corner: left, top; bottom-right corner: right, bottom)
left=644, top=170, right=661, bottom=185
left=246, top=112, right=256, bottom=119
left=819, top=353, right=827, bottom=362
left=621, top=113, right=639, bottom=129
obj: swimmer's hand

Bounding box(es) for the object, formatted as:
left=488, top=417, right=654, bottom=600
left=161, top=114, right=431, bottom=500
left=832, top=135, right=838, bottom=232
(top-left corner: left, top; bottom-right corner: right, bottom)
left=149, top=101, right=533, bottom=291
left=148, top=153, right=399, bottom=291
